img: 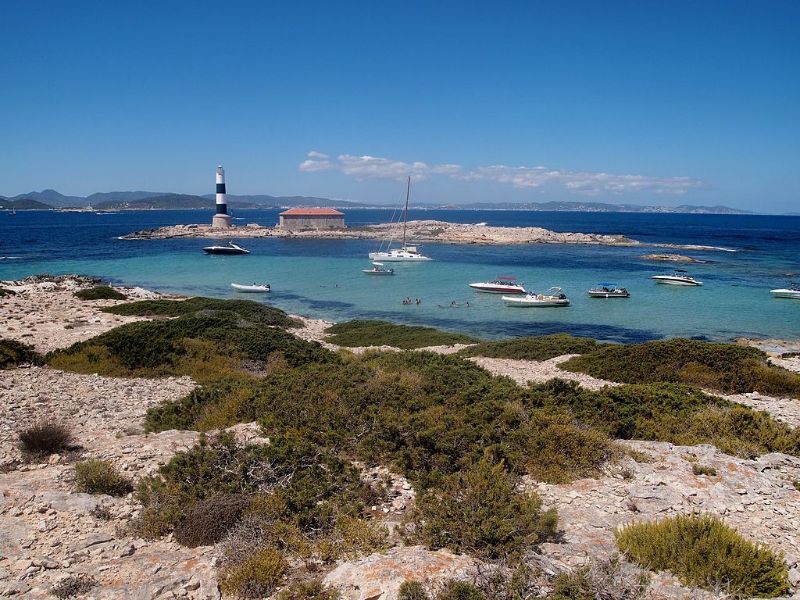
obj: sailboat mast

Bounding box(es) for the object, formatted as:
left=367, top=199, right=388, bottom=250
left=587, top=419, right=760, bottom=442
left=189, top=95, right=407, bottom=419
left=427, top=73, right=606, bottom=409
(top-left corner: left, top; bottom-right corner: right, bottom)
left=402, top=176, right=410, bottom=248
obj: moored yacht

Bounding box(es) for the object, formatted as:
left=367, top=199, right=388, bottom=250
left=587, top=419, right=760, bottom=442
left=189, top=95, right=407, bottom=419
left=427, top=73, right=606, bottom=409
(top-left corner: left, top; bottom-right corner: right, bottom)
left=469, top=276, right=526, bottom=294
left=203, top=241, right=250, bottom=255
left=368, top=177, right=432, bottom=262
left=652, top=270, right=702, bottom=286
left=503, top=287, right=570, bottom=307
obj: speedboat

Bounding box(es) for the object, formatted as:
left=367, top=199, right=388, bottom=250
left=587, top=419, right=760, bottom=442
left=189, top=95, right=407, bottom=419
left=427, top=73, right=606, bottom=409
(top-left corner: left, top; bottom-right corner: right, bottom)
left=503, top=287, right=570, bottom=307
left=587, top=282, right=630, bottom=298
left=363, top=262, right=395, bottom=275
left=469, top=276, right=526, bottom=294
left=652, top=270, right=702, bottom=286
left=203, top=241, right=250, bottom=255
left=369, top=246, right=431, bottom=262
left=770, top=286, right=800, bottom=299
left=231, top=283, right=270, bottom=293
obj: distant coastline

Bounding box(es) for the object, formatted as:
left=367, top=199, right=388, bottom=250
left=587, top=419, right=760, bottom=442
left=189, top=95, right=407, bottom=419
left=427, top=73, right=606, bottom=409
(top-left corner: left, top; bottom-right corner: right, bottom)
left=0, top=188, right=759, bottom=214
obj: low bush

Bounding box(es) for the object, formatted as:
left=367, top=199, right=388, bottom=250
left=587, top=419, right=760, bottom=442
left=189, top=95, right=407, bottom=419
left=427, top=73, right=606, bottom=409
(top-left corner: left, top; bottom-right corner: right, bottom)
left=549, top=556, right=650, bottom=600
left=74, top=285, right=126, bottom=300
left=218, top=547, right=287, bottom=598
left=74, top=460, right=133, bottom=496
left=18, top=422, right=72, bottom=458
left=48, top=312, right=334, bottom=380
left=103, top=296, right=300, bottom=328
left=399, top=581, right=430, bottom=600
left=0, top=338, right=42, bottom=369
left=173, top=494, right=251, bottom=547
left=692, top=464, right=717, bottom=476
left=404, top=454, right=558, bottom=559
left=616, top=514, right=790, bottom=598
left=325, top=319, right=478, bottom=349
left=436, top=581, right=486, bottom=600
left=459, top=333, right=600, bottom=361
left=134, top=432, right=383, bottom=539
left=0, top=287, right=16, bottom=297
left=275, top=580, right=340, bottom=600
left=51, top=573, right=97, bottom=599
left=562, top=338, right=800, bottom=397
left=528, top=380, right=800, bottom=459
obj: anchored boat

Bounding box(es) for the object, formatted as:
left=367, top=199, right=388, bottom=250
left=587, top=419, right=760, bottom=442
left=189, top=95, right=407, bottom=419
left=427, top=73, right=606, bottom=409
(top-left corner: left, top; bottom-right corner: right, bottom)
left=369, top=177, right=431, bottom=262
left=503, top=287, right=570, bottom=307
left=231, top=283, right=270, bottom=293
left=363, top=262, right=395, bottom=276
left=770, top=286, right=800, bottom=299
left=469, top=276, right=526, bottom=294
left=652, top=270, right=702, bottom=286
left=203, top=242, right=250, bottom=255
left=587, top=282, right=630, bottom=298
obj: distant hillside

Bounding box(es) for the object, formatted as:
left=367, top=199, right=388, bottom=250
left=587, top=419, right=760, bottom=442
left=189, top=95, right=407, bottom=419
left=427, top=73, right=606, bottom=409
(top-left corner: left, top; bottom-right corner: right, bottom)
left=447, top=200, right=751, bottom=214
left=86, top=191, right=166, bottom=204
left=93, top=194, right=268, bottom=210
left=203, top=194, right=368, bottom=208
left=0, top=198, right=54, bottom=210
left=5, top=189, right=84, bottom=208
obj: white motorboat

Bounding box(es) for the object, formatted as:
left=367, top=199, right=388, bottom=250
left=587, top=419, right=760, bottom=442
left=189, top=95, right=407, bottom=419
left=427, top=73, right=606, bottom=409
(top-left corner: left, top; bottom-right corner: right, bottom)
left=231, top=283, right=270, bottom=293
left=587, top=282, right=630, bottom=298
left=363, top=262, right=395, bottom=275
left=652, top=270, right=702, bottom=286
left=770, top=287, right=800, bottom=299
left=203, top=242, right=250, bottom=255
left=503, top=287, right=570, bottom=307
left=469, top=276, right=526, bottom=294
left=368, top=177, right=431, bottom=262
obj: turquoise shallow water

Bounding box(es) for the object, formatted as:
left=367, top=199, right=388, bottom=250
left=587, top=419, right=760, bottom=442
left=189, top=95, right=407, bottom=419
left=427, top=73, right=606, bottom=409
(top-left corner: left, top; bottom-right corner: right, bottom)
left=1, top=209, right=799, bottom=342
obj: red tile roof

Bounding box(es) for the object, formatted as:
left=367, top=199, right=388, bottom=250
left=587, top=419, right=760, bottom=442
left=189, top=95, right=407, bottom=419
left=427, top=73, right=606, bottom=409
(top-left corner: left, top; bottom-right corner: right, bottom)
left=280, top=207, right=344, bottom=216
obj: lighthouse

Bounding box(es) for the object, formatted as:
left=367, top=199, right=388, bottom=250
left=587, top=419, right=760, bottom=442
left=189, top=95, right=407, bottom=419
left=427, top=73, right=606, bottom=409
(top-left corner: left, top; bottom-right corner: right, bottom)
left=211, top=165, right=232, bottom=229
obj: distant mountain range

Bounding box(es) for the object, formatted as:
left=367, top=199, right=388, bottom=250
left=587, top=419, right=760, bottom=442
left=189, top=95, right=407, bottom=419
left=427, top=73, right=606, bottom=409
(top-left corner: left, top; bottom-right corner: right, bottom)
left=0, top=188, right=757, bottom=214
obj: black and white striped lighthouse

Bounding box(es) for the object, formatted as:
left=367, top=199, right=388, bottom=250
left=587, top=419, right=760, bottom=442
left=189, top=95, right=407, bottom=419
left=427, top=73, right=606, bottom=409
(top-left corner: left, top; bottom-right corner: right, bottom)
left=211, top=165, right=232, bottom=228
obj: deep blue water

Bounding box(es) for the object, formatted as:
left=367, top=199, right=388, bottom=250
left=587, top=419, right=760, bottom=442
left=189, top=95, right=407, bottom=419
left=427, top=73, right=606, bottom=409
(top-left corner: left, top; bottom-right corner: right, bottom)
left=1, top=209, right=799, bottom=342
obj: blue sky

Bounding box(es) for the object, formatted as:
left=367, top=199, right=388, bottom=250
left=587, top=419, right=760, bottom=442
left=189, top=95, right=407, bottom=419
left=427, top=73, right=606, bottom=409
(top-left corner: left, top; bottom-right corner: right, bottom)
left=1, top=1, right=798, bottom=212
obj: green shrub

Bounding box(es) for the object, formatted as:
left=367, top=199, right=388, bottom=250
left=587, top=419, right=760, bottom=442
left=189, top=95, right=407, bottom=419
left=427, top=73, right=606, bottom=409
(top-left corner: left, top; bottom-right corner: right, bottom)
left=436, top=581, right=486, bottom=600
left=527, top=381, right=800, bottom=459
left=547, top=557, right=649, bottom=600
left=459, top=333, right=600, bottom=361
left=103, top=296, right=300, bottom=327
left=325, top=319, right=478, bottom=349
left=616, top=514, right=790, bottom=598
left=549, top=567, right=594, bottom=600
left=18, top=422, right=72, bottom=458
left=692, top=464, right=717, bottom=476
left=219, top=547, right=287, bottom=598
left=793, top=480, right=800, bottom=492
left=562, top=338, right=800, bottom=397
left=275, top=579, right=340, bottom=600
left=0, top=338, right=42, bottom=369
left=399, top=581, right=430, bottom=600
left=51, top=573, right=97, bottom=599
left=173, top=494, right=251, bottom=547
left=74, top=286, right=126, bottom=300
left=48, top=312, right=334, bottom=380
left=134, top=432, right=383, bottom=538
left=74, top=460, right=133, bottom=496
left=405, top=454, right=558, bottom=559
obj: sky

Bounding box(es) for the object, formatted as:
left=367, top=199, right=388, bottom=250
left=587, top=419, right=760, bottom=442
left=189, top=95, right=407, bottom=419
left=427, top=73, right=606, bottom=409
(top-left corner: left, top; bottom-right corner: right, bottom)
left=1, top=0, right=798, bottom=212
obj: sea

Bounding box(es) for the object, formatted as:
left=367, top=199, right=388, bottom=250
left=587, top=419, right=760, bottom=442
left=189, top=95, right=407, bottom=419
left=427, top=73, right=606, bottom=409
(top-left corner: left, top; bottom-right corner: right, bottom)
left=1, top=209, right=799, bottom=343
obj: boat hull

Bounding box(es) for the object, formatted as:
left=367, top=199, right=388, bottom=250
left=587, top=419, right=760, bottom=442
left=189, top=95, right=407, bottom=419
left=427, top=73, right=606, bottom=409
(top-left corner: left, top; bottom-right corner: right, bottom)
left=368, top=252, right=431, bottom=262
left=587, top=291, right=630, bottom=298
left=652, top=276, right=702, bottom=286
left=231, top=284, right=269, bottom=293
left=204, top=248, right=249, bottom=255
left=363, top=270, right=394, bottom=275
left=469, top=283, right=526, bottom=294
left=502, top=295, right=570, bottom=307
left=770, top=289, right=800, bottom=299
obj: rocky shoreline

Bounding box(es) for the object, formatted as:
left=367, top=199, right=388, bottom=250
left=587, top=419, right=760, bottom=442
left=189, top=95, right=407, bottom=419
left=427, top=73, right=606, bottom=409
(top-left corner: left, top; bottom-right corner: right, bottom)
left=2, top=276, right=800, bottom=599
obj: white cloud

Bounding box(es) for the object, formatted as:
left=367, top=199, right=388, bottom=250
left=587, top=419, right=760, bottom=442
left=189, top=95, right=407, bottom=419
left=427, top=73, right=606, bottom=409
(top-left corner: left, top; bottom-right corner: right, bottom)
left=298, top=152, right=707, bottom=195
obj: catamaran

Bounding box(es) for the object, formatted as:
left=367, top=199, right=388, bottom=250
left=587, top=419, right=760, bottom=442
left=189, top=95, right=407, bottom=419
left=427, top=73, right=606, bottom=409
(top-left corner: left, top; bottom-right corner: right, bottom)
left=368, top=177, right=431, bottom=262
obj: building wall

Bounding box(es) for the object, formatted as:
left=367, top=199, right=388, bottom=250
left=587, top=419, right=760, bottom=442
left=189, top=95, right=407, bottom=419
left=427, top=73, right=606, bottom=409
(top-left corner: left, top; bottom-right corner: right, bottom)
left=278, top=215, right=345, bottom=230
